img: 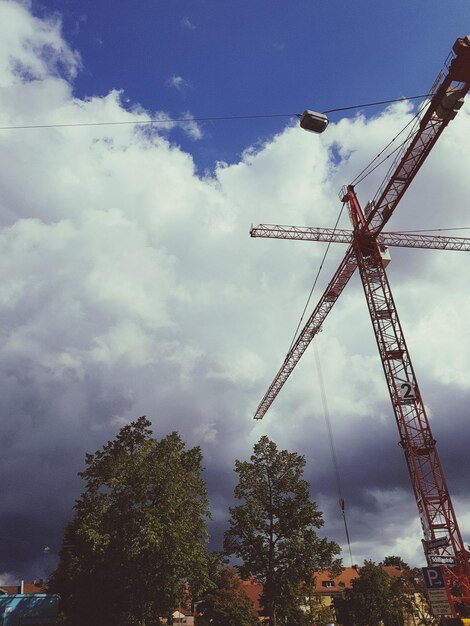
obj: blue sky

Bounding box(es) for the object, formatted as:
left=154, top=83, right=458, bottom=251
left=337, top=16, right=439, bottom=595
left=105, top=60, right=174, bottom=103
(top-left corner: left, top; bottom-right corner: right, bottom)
left=0, top=0, right=469, bottom=583
left=32, top=0, right=470, bottom=169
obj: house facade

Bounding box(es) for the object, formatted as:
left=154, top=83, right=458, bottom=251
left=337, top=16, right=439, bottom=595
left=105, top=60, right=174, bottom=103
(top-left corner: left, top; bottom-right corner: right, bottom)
left=239, top=566, right=426, bottom=626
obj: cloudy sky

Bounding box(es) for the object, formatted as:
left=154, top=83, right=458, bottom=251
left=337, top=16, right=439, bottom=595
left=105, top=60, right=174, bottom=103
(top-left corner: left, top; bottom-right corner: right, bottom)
left=0, top=0, right=469, bottom=583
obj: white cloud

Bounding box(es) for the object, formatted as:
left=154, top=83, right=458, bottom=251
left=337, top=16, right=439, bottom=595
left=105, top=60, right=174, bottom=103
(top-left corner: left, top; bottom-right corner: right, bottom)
left=178, top=111, right=203, bottom=140
left=181, top=16, right=196, bottom=30
left=167, top=74, right=190, bottom=92
left=0, top=0, right=469, bottom=575
left=0, top=0, right=80, bottom=87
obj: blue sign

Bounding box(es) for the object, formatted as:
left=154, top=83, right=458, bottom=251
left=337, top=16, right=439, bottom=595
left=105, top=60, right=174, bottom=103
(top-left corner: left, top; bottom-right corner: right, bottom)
left=422, top=566, right=445, bottom=589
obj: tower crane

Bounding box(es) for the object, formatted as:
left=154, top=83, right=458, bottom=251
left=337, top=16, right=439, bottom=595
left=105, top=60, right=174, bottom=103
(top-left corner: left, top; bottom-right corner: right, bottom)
left=250, top=35, right=470, bottom=616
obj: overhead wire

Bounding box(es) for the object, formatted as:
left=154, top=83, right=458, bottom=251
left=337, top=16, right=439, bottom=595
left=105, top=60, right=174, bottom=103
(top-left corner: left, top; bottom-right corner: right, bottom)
left=0, top=113, right=293, bottom=131
left=322, top=93, right=428, bottom=115
left=0, top=94, right=429, bottom=131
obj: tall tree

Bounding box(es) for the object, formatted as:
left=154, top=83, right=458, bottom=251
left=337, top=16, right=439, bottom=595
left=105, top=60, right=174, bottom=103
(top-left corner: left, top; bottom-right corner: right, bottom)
left=51, top=417, right=211, bottom=626
left=197, top=567, right=258, bottom=626
left=223, top=436, right=342, bottom=626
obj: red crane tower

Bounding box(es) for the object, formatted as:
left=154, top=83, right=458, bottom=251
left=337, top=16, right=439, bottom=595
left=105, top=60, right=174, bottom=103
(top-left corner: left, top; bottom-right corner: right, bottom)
left=251, top=36, right=470, bottom=616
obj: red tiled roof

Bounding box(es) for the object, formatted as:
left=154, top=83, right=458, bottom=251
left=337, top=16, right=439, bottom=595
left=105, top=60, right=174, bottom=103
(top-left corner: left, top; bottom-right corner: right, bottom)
left=382, top=565, right=406, bottom=578
left=314, top=567, right=359, bottom=592
left=314, top=565, right=406, bottom=593
left=241, top=578, right=263, bottom=612
left=0, top=582, right=48, bottom=595
left=237, top=566, right=406, bottom=614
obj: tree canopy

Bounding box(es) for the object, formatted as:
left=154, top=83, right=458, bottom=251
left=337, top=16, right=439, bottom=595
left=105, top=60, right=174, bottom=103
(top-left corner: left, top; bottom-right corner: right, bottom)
left=380, top=555, right=410, bottom=569
left=334, top=561, right=414, bottom=626
left=51, top=417, right=211, bottom=626
left=382, top=557, right=440, bottom=626
left=223, top=435, right=342, bottom=626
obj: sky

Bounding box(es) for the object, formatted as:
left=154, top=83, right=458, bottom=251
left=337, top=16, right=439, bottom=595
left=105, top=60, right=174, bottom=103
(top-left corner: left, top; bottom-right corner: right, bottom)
left=0, top=0, right=469, bottom=583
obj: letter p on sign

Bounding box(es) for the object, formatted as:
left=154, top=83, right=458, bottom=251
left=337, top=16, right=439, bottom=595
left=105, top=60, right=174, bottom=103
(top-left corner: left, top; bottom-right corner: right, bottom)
left=422, top=566, right=445, bottom=589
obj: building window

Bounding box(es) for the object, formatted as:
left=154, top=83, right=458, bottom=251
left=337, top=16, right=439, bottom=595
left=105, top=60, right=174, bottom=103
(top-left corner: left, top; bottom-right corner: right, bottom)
left=322, top=581, right=335, bottom=588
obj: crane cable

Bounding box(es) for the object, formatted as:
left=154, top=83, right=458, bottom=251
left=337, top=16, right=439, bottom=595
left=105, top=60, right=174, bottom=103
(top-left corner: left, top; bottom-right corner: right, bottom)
left=287, top=201, right=346, bottom=352
left=306, top=97, right=426, bottom=563
left=285, top=90, right=448, bottom=563
left=313, top=342, right=354, bottom=567
left=284, top=196, right=354, bottom=563
left=285, top=91, right=460, bottom=567
left=390, top=226, right=470, bottom=233
left=351, top=96, right=429, bottom=187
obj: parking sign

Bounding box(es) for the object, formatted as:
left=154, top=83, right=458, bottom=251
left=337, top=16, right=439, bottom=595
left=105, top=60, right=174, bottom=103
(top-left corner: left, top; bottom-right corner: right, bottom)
left=422, top=567, right=451, bottom=616
left=422, top=566, right=445, bottom=589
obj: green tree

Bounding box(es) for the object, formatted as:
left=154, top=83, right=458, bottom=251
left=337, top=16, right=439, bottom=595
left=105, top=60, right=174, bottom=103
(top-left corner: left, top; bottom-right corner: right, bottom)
left=51, top=417, right=211, bottom=626
left=405, top=567, right=439, bottom=626
left=381, top=555, right=409, bottom=570
left=197, top=567, right=258, bottom=626
left=381, top=556, right=439, bottom=626
left=311, top=598, right=336, bottom=626
left=335, top=561, right=413, bottom=626
left=276, top=580, right=313, bottom=626
left=223, top=436, right=342, bottom=626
